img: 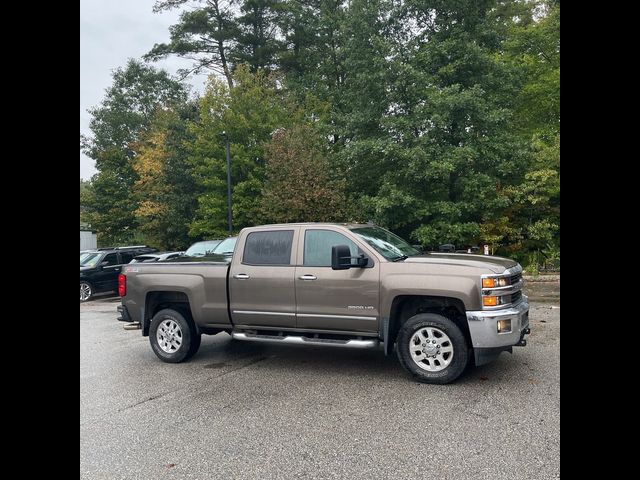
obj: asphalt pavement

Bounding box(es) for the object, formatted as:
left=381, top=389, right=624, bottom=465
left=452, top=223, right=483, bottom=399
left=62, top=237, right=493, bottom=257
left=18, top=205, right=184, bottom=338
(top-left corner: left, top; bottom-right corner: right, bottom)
left=80, top=293, right=560, bottom=480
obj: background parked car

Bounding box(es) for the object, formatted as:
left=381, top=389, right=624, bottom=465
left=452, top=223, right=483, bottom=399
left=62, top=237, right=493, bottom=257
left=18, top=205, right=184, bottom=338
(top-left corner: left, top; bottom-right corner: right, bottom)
left=210, top=237, right=237, bottom=257
left=176, top=237, right=238, bottom=263
left=129, top=251, right=184, bottom=263
left=80, top=246, right=156, bottom=302
left=183, top=239, right=222, bottom=257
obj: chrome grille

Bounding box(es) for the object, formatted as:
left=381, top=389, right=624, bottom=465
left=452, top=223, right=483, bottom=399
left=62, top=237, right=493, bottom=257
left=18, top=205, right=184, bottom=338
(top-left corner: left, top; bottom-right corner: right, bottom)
left=511, top=290, right=522, bottom=304
left=510, top=273, right=522, bottom=285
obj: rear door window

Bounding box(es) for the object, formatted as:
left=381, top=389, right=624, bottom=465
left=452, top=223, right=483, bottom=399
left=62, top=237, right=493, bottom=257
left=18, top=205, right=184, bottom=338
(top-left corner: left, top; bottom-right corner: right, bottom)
left=243, top=230, right=294, bottom=265
left=103, top=253, right=118, bottom=266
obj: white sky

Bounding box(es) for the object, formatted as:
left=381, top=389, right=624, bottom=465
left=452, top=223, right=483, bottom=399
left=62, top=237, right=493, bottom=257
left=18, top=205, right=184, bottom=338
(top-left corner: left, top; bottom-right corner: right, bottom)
left=80, top=0, right=208, bottom=180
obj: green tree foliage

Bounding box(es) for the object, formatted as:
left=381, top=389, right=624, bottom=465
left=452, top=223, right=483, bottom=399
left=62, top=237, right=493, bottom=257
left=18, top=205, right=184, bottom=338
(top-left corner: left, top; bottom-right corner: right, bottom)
left=145, top=0, right=237, bottom=88
left=262, top=124, right=347, bottom=222
left=233, top=0, right=285, bottom=71
left=81, top=60, right=187, bottom=245
left=84, top=0, right=559, bottom=262
left=335, top=0, right=529, bottom=250
left=80, top=179, right=93, bottom=227
left=186, top=65, right=289, bottom=238
left=132, top=103, right=200, bottom=249
left=502, top=1, right=560, bottom=262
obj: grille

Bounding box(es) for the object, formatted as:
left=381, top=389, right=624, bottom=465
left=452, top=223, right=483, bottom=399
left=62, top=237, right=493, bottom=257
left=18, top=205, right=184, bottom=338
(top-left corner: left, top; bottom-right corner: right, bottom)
left=510, top=273, right=522, bottom=285
left=510, top=290, right=522, bottom=304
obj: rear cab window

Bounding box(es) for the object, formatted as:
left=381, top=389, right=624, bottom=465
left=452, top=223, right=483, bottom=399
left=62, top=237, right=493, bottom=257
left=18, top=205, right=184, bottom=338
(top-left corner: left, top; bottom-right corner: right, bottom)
left=242, top=230, right=295, bottom=265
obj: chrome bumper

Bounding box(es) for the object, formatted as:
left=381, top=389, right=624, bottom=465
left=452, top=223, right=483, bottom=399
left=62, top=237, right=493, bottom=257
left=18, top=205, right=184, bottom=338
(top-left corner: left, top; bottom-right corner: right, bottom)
left=466, top=296, right=530, bottom=348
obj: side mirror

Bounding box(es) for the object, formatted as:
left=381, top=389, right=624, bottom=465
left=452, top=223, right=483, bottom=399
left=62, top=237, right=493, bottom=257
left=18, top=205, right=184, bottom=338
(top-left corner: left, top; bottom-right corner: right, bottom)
left=331, top=245, right=353, bottom=270
left=331, top=246, right=368, bottom=270
left=100, top=261, right=109, bottom=267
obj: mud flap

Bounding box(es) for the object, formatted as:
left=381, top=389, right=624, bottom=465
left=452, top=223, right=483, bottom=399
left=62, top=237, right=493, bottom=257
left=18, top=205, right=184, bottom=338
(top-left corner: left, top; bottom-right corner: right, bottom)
left=382, top=317, right=392, bottom=356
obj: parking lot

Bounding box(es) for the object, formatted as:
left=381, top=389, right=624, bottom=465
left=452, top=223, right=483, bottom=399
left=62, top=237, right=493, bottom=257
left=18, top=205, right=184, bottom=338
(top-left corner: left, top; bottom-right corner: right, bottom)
left=80, top=289, right=559, bottom=479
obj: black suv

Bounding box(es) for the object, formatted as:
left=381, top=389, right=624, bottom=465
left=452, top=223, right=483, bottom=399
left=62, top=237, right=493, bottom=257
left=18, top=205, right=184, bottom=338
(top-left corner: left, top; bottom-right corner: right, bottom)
left=80, top=246, right=156, bottom=302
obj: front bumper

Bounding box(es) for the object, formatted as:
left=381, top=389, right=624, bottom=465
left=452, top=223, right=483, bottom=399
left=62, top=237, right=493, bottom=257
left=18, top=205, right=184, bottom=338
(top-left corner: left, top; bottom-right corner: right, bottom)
left=466, top=295, right=530, bottom=365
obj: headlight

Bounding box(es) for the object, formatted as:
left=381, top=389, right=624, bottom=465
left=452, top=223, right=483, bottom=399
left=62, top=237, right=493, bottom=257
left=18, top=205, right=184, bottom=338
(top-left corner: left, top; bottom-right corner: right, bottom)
left=482, top=277, right=509, bottom=288
left=483, top=295, right=509, bottom=307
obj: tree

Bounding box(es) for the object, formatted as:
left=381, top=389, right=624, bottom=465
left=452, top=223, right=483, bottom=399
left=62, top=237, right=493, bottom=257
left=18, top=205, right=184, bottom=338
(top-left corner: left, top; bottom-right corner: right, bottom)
left=81, top=59, right=187, bottom=244
left=80, top=179, right=93, bottom=227
left=262, top=124, right=347, bottom=222
left=500, top=0, right=560, bottom=261
left=187, top=65, right=290, bottom=238
left=146, top=0, right=237, bottom=88
left=132, top=103, right=199, bottom=249
left=350, top=0, right=529, bottom=250
left=232, top=0, right=285, bottom=71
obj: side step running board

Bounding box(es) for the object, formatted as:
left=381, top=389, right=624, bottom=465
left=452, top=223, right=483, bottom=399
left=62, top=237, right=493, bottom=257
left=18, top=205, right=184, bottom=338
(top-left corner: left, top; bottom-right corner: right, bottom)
left=231, top=332, right=379, bottom=349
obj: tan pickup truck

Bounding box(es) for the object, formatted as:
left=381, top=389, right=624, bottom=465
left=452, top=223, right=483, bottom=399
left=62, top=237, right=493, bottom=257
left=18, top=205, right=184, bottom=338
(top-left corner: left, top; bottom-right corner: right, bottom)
left=117, top=223, right=530, bottom=384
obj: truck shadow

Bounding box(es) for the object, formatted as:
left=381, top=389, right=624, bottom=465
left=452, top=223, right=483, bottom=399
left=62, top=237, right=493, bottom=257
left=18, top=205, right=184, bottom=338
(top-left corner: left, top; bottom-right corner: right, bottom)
left=191, top=332, right=524, bottom=386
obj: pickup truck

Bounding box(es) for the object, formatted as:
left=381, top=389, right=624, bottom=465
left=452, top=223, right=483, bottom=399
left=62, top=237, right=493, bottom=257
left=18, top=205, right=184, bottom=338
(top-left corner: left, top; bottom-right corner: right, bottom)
left=118, top=223, right=530, bottom=384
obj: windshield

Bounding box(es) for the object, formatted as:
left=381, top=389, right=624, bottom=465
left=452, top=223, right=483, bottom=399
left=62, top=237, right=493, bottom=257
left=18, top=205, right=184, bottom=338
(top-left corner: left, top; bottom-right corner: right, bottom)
left=80, top=252, right=103, bottom=267
left=185, top=240, right=222, bottom=257
left=212, top=237, right=237, bottom=255
left=350, top=226, right=420, bottom=260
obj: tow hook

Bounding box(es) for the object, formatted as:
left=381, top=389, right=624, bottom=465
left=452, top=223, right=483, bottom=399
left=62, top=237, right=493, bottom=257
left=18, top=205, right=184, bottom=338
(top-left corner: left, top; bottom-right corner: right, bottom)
left=514, top=327, right=530, bottom=347
left=123, top=322, right=141, bottom=331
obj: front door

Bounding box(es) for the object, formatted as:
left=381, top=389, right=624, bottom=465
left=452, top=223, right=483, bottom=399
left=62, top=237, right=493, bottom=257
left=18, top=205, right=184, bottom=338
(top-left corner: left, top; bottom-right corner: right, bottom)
left=94, top=252, right=121, bottom=291
left=295, top=227, right=380, bottom=333
left=229, top=228, right=298, bottom=328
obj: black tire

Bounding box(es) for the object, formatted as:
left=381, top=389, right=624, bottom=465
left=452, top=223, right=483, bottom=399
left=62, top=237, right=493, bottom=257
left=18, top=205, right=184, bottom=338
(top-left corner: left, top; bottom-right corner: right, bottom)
left=396, top=313, right=469, bottom=384
left=149, top=308, right=200, bottom=363
left=184, top=332, right=202, bottom=361
left=80, top=281, right=93, bottom=302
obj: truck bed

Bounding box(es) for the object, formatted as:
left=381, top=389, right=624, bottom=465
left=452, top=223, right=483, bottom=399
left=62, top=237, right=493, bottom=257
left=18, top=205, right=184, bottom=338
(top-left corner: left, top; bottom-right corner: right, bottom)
left=122, top=261, right=231, bottom=329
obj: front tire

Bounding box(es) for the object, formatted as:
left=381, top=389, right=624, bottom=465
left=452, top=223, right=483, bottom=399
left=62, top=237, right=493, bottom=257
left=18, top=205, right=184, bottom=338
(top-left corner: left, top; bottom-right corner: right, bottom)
left=149, top=309, right=200, bottom=363
left=396, top=313, right=469, bottom=384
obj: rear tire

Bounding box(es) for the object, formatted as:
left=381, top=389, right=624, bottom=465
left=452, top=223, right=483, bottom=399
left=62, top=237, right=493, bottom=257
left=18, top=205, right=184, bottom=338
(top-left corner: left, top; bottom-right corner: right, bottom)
left=396, top=313, right=469, bottom=384
left=149, top=308, right=199, bottom=363
left=80, top=281, right=93, bottom=302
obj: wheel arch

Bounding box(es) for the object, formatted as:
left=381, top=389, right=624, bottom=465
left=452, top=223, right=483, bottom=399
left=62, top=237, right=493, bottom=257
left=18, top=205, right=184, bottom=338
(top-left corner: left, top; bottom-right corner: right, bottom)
left=143, top=291, right=194, bottom=336
left=385, top=295, right=470, bottom=355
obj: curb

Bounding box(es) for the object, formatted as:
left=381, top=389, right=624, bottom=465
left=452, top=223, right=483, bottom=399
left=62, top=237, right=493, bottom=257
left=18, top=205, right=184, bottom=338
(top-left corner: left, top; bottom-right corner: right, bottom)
left=523, top=275, right=559, bottom=282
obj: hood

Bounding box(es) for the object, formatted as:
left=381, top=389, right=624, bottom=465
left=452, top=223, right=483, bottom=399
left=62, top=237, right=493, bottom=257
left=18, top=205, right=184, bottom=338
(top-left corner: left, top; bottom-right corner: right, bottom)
left=404, top=253, right=517, bottom=274
left=80, top=266, right=96, bottom=272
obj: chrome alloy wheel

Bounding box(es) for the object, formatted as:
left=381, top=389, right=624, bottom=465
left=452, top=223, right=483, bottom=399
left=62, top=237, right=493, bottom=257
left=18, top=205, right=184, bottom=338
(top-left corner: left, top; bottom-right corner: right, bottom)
left=80, top=282, right=92, bottom=302
left=408, top=327, right=454, bottom=372
left=156, top=319, right=183, bottom=353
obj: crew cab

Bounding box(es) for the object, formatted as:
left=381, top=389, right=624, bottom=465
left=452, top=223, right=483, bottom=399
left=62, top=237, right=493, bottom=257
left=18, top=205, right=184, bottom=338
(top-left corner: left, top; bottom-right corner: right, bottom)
left=118, top=223, right=530, bottom=384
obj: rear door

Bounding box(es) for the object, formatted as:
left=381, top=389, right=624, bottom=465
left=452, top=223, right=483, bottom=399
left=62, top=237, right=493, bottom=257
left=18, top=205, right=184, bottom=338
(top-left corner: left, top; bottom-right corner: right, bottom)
left=294, top=227, right=380, bottom=333
left=229, top=228, right=299, bottom=328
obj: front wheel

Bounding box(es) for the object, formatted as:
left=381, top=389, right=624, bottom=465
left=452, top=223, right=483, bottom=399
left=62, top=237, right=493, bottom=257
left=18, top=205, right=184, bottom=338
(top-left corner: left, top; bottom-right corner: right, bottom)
left=149, top=309, right=200, bottom=363
left=396, top=313, right=469, bottom=384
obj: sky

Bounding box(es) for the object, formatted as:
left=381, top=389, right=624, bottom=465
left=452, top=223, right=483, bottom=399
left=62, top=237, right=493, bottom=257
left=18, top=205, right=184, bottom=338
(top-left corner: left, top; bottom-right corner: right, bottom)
left=80, top=0, right=208, bottom=180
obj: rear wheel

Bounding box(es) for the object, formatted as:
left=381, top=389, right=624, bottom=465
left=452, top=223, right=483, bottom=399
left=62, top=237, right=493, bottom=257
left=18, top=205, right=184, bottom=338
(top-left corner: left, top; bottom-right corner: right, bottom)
left=80, top=281, right=93, bottom=302
left=149, top=308, right=200, bottom=363
left=396, top=313, right=469, bottom=384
